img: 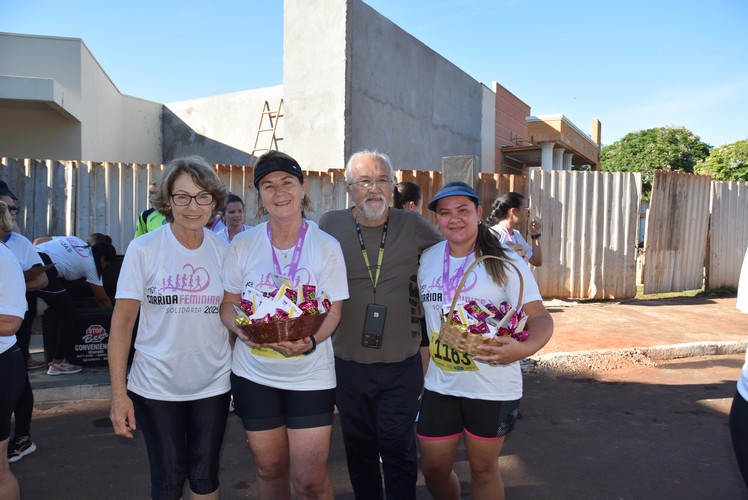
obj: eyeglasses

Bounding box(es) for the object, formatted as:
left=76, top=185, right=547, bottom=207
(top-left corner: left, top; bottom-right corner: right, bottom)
left=170, top=193, right=214, bottom=206
left=348, top=179, right=393, bottom=191
left=7, top=205, right=19, bottom=213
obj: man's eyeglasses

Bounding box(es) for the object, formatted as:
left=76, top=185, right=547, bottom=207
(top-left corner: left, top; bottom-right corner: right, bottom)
left=348, top=179, right=393, bottom=191
left=170, top=193, right=214, bottom=206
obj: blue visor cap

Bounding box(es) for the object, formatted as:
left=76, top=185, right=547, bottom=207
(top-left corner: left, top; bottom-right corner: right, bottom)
left=427, top=183, right=480, bottom=211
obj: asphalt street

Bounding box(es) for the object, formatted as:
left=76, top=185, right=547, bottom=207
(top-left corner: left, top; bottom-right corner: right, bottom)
left=10, top=354, right=748, bottom=499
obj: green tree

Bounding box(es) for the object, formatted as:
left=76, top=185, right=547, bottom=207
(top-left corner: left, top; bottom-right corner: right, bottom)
left=600, top=126, right=712, bottom=196
left=694, top=139, right=748, bottom=182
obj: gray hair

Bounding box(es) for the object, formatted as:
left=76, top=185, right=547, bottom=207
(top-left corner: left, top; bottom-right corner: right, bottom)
left=345, top=150, right=395, bottom=183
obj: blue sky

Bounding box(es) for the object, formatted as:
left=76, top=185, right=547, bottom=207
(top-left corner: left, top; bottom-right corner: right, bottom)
left=2, top=0, right=747, bottom=147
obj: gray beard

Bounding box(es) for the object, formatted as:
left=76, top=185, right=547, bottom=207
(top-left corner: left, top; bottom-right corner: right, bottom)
left=357, top=200, right=388, bottom=221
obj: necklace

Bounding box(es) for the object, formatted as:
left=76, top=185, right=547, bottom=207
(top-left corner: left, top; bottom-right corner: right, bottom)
left=276, top=246, right=291, bottom=259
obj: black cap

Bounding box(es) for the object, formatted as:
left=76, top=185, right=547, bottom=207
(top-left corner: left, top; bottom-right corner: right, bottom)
left=0, top=181, right=18, bottom=200
left=253, top=153, right=304, bottom=188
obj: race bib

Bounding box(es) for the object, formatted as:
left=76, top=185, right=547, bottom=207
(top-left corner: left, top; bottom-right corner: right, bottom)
left=250, top=346, right=286, bottom=359
left=429, top=331, right=479, bottom=372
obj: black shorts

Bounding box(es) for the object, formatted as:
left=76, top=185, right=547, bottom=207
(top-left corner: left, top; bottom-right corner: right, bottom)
left=231, top=372, right=335, bottom=431
left=0, top=345, right=26, bottom=442
left=416, top=389, right=520, bottom=440
left=129, top=390, right=230, bottom=500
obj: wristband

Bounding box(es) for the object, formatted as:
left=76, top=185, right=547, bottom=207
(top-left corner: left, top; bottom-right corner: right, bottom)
left=531, top=233, right=541, bottom=240
left=304, top=335, right=317, bottom=355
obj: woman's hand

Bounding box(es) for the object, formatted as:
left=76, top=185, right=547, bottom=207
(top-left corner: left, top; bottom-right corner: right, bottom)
left=268, top=336, right=315, bottom=357
left=110, top=394, right=137, bottom=439
left=473, top=336, right=527, bottom=365
left=529, top=219, right=542, bottom=236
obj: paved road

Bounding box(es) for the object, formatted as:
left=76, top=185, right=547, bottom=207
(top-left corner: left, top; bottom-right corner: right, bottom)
left=11, top=354, right=748, bottom=499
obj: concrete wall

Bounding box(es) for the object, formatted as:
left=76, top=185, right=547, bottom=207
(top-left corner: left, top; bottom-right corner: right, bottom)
left=164, top=85, right=283, bottom=165
left=345, top=0, right=483, bottom=171
left=283, top=0, right=348, bottom=171
left=0, top=33, right=161, bottom=163
left=481, top=84, right=496, bottom=173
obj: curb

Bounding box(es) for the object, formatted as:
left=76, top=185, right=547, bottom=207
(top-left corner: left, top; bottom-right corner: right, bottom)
left=525, top=341, right=748, bottom=375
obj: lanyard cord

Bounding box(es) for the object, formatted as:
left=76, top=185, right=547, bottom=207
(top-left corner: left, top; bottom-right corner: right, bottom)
left=354, top=216, right=388, bottom=294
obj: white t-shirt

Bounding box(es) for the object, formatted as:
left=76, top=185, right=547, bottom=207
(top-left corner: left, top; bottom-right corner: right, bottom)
left=223, top=221, right=349, bottom=390
left=491, top=223, right=533, bottom=263
left=417, top=241, right=542, bottom=400
left=736, top=245, right=748, bottom=399
left=0, top=244, right=27, bottom=354
left=116, top=225, right=231, bottom=401
left=35, top=236, right=103, bottom=286
left=216, top=224, right=249, bottom=243
left=4, top=232, right=43, bottom=270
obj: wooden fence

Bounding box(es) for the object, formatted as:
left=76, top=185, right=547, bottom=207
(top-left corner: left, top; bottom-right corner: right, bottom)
left=2, top=157, right=746, bottom=299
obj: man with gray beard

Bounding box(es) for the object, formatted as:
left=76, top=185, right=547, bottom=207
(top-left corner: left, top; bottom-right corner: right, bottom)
left=320, top=150, right=441, bottom=499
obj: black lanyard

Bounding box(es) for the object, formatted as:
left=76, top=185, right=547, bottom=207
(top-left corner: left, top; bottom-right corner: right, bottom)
left=354, top=216, right=388, bottom=293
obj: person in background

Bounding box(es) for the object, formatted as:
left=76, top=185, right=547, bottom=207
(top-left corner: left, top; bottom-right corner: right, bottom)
left=108, top=156, right=231, bottom=500
left=319, top=151, right=442, bottom=499
left=0, top=184, right=47, bottom=369
left=133, top=181, right=167, bottom=238
left=32, top=236, right=117, bottom=375
left=0, top=181, right=20, bottom=233
left=86, top=233, right=112, bottom=247
left=221, top=151, right=348, bottom=499
left=0, top=201, right=45, bottom=465
left=0, top=240, right=29, bottom=500
left=417, top=182, right=553, bottom=500
left=490, top=192, right=543, bottom=267
left=217, top=193, right=250, bottom=242
left=394, top=181, right=430, bottom=379
left=730, top=244, right=748, bottom=490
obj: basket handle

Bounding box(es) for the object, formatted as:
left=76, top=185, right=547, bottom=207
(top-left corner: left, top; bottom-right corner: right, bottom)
left=446, top=254, right=524, bottom=325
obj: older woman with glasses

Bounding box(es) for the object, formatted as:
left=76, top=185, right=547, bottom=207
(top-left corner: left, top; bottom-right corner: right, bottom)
left=108, top=156, right=232, bottom=500
left=490, top=191, right=542, bottom=267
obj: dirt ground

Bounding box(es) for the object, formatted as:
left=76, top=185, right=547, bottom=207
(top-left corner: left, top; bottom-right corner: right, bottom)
left=11, top=354, right=748, bottom=499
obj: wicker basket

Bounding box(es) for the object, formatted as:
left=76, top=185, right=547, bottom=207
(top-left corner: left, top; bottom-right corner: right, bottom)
left=241, top=312, right=327, bottom=344
left=439, top=255, right=524, bottom=356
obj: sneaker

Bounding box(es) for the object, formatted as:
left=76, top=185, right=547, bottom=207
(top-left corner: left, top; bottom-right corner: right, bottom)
left=27, top=357, right=46, bottom=370
left=8, top=435, right=37, bottom=463
left=47, top=361, right=82, bottom=375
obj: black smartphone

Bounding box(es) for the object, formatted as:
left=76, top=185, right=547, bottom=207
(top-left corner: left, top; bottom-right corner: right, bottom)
left=361, top=303, right=387, bottom=349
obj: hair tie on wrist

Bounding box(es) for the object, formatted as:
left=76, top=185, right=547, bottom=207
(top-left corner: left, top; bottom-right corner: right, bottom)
left=531, top=233, right=541, bottom=240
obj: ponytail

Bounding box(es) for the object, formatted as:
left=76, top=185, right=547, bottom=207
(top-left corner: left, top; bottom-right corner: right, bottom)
left=474, top=222, right=508, bottom=287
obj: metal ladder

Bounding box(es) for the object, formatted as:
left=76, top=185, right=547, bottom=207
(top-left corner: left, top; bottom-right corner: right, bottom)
left=250, top=99, right=284, bottom=165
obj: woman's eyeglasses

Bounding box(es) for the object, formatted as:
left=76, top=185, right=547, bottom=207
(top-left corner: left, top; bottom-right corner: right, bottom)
left=170, top=193, right=214, bottom=206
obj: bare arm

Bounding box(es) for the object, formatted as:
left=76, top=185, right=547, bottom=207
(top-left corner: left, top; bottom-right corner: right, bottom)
left=32, top=236, right=53, bottom=245
left=25, top=271, right=48, bottom=291
left=473, top=300, right=553, bottom=365
left=0, top=315, right=22, bottom=336
left=108, top=298, right=140, bottom=439
left=90, top=284, right=113, bottom=308
left=528, top=219, right=543, bottom=267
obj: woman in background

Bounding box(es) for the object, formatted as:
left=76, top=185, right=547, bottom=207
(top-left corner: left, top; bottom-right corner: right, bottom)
left=490, top=192, right=542, bottom=267
left=218, top=194, right=250, bottom=242
left=33, top=235, right=116, bottom=375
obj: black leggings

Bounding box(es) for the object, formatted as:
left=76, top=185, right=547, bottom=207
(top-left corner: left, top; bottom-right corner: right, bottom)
left=129, top=390, right=231, bottom=500
left=730, top=390, right=748, bottom=489
left=35, top=252, right=77, bottom=360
